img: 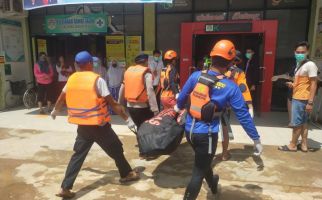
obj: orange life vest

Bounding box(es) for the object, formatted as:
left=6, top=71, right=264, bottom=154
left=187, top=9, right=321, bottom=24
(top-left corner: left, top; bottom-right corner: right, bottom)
left=160, top=65, right=180, bottom=98
left=189, top=72, right=222, bottom=122
left=66, top=72, right=110, bottom=125
left=124, top=65, right=150, bottom=103
left=225, top=66, right=252, bottom=103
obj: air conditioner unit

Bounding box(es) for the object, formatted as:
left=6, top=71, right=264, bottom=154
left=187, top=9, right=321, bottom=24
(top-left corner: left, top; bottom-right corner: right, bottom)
left=1, top=0, right=25, bottom=17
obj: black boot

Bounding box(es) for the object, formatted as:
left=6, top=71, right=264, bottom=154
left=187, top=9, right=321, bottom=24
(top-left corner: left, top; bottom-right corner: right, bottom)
left=210, top=174, right=219, bottom=194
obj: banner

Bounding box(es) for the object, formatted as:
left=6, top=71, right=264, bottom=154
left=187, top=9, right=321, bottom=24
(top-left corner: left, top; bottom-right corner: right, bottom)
left=126, top=36, right=142, bottom=66
left=106, top=36, right=125, bottom=62
left=24, top=0, right=172, bottom=10
left=45, top=14, right=107, bottom=34
left=0, top=19, right=25, bottom=62
left=37, top=39, right=47, bottom=54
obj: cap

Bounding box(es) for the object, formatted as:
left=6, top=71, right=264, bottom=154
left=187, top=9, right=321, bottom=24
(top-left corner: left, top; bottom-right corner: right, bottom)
left=75, top=51, right=93, bottom=64
left=135, top=54, right=149, bottom=63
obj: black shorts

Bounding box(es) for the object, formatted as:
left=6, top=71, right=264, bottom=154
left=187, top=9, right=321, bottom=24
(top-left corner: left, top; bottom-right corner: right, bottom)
left=37, top=83, right=54, bottom=103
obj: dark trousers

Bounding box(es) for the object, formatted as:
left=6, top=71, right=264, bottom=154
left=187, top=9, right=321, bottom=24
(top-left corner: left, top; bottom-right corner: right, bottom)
left=61, top=123, right=132, bottom=190
left=184, top=133, right=218, bottom=200
left=127, top=107, right=154, bottom=131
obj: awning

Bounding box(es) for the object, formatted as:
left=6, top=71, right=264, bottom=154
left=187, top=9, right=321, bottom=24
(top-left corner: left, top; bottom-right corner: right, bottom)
left=23, top=0, right=172, bottom=10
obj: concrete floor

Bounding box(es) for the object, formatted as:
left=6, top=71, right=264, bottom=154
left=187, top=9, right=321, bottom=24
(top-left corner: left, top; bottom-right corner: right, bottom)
left=0, top=108, right=322, bottom=200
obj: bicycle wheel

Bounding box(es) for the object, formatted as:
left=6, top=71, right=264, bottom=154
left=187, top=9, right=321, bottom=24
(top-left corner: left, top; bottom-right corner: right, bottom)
left=5, top=90, right=18, bottom=108
left=23, top=88, right=37, bottom=109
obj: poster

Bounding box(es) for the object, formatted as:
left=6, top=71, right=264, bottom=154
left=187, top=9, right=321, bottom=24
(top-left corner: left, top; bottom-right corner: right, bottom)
left=126, top=36, right=142, bottom=66
left=0, top=19, right=25, bottom=62
left=46, top=14, right=107, bottom=34
left=105, top=36, right=125, bottom=62
left=37, top=39, right=47, bottom=54
left=24, top=0, right=172, bottom=10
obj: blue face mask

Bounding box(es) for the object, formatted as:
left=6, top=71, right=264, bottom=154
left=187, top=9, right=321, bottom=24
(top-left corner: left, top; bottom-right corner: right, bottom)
left=294, top=53, right=306, bottom=63
left=245, top=53, right=252, bottom=60
left=153, top=56, right=160, bottom=62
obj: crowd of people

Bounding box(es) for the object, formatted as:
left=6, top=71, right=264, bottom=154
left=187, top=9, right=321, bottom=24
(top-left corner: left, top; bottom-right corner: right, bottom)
left=40, top=39, right=318, bottom=199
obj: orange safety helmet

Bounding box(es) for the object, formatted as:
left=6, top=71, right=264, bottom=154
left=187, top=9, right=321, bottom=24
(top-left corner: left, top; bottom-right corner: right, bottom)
left=210, top=40, right=236, bottom=61
left=164, top=50, right=178, bottom=60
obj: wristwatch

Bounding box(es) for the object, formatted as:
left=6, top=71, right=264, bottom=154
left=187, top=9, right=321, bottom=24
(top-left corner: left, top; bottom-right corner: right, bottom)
left=308, top=101, right=314, bottom=106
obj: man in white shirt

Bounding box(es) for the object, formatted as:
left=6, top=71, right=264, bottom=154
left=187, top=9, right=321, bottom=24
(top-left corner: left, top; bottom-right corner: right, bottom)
left=148, top=50, right=164, bottom=109
left=107, top=59, right=125, bottom=102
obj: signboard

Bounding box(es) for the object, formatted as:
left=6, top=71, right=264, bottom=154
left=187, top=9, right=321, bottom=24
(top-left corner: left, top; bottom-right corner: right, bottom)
left=126, top=36, right=142, bottom=66
left=24, top=0, right=172, bottom=10
left=205, top=23, right=252, bottom=33
left=195, top=13, right=227, bottom=22
left=37, top=39, right=47, bottom=54
left=106, top=36, right=125, bottom=62
left=45, top=14, right=107, bottom=34
left=229, top=11, right=263, bottom=21
left=0, top=19, right=25, bottom=62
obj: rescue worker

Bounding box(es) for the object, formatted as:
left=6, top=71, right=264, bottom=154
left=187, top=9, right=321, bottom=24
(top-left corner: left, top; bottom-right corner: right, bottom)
left=220, top=50, right=254, bottom=161
left=160, top=50, right=180, bottom=109
left=50, top=51, right=139, bottom=199
left=174, top=40, right=263, bottom=200
left=118, top=54, right=159, bottom=131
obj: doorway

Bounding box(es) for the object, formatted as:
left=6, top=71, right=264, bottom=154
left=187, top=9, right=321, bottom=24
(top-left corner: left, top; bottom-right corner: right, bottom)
left=180, top=20, right=278, bottom=112
left=194, top=33, right=263, bottom=111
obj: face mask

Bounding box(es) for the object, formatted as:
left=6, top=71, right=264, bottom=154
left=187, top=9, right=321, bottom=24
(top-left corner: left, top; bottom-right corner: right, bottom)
left=294, top=53, right=306, bottom=63
left=245, top=53, right=252, bottom=60
left=112, top=63, right=117, bottom=68
left=153, top=56, right=160, bottom=62
left=93, top=62, right=99, bottom=68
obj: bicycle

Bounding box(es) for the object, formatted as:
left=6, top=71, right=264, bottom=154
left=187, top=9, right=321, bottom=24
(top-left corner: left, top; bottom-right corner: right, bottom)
left=23, top=82, right=38, bottom=109
left=5, top=80, right=27, bottom=108
left=5, top=80, right=37, bottom=109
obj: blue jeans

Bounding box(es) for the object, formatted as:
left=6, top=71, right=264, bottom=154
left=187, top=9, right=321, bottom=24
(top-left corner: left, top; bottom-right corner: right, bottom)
left=290, top=99, right=309, bottom=127
left=108, top=86, right=121, bottom=115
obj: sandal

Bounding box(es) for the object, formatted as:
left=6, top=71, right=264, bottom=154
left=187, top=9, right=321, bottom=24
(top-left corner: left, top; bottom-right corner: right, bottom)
left=278, top=145, right=297, bottom=152
left=297, top=144, right=308, bottom=152
left=119, top=171, right=140, bottom=183
left=55, top=189, right=75, bottom=199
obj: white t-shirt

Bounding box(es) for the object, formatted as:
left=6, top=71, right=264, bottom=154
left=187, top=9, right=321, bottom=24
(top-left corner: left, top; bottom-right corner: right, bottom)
left=148, top=56, right=164, bottom=86
left=56, top=65, right=73, bottom=82
left=293, top=61, right=318, bottom=100
left=62, top=77, right=110, bottom=97
left=107, top=66, right=125, bottom=88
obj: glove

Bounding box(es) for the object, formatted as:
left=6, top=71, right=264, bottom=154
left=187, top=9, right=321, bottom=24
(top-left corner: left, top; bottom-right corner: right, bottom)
left=175, top=93, right=179, bottom=100
left=253, top=140, right=263, bottom=156
left=249, top=108, right=254, bottom=118
left=50, top=109, right=58, bottom=120
left=126, top=117, right=136, bottom=132
left=174, top=104, right=180, bottom=113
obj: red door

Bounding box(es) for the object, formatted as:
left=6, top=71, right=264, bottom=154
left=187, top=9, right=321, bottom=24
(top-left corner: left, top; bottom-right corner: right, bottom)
left=180, top=20, right=278, bottom=112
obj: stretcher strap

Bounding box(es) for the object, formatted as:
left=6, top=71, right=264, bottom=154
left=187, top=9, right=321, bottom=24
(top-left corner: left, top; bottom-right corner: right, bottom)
left=190, top=118, right=196, bottom=145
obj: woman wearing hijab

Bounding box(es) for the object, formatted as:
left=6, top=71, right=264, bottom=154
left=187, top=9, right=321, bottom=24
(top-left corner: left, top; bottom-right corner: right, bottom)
left=34, top=52, right=54, bottom=114
left=56, top=56, right=73, bottom=98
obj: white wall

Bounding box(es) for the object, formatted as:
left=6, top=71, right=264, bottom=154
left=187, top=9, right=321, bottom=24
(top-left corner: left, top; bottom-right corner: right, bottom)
left=0, top=17, right=32, bottom=109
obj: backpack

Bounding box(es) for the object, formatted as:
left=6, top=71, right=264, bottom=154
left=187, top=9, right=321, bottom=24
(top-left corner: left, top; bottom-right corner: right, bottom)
left=188, top=72, right=223, bottom=123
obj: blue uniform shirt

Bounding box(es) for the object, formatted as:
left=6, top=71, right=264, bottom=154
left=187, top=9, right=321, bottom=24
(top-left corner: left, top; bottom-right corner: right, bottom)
left=177, top=70, right=260, bottom=141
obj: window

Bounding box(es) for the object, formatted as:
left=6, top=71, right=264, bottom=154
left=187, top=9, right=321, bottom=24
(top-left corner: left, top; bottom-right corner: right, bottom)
left=125, top=15, right=143, bottom=35
left=195, top=0, right=227, bottom=11
left=104, top=4, right=123, bottom=15
left=267, top=0, right=309, bottom=8
left=46, top=5, right=64, bottom=15
left=157, top=14, right=192, bottom=53
left=124, top=4, right=143, bottom=14
left=157, top=0, right=192, bottom=13
left=229, top=0, right=264, bottom=10
left=266, top=9, right=308, bottom=58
